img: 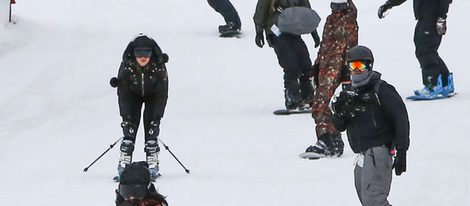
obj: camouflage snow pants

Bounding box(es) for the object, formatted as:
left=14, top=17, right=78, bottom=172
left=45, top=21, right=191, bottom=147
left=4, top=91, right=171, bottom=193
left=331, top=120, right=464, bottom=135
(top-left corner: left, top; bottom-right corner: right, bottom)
left=312, top=54, right=343, bottom=138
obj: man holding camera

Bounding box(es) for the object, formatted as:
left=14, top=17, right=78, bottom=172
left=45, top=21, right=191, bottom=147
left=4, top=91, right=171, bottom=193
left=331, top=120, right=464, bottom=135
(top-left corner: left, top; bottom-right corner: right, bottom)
left=332, top=46, right=410, bottom=206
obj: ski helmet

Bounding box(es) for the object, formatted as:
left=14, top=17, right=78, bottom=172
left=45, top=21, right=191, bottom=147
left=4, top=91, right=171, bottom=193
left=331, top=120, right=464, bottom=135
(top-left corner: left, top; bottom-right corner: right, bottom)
left=346, top=45, right=374, bottom=65
left=119, top=161, right=151, bottom=185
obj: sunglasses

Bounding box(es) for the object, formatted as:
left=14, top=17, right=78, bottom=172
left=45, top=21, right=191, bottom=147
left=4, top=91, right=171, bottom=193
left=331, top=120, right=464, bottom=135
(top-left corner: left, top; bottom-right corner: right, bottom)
left=119, top=184, right=149, bottom=200
left=347, top=61, right=369, bottom=72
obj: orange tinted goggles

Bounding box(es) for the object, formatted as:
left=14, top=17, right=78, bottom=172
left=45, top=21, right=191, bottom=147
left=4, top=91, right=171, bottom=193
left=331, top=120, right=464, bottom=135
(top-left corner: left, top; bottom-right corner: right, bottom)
left=348, top=61, right=368, bottom=71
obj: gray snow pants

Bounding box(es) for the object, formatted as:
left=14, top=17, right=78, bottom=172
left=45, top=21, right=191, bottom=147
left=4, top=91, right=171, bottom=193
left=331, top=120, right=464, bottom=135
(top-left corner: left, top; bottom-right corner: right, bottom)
left=354, top=146, right=393, bottom=206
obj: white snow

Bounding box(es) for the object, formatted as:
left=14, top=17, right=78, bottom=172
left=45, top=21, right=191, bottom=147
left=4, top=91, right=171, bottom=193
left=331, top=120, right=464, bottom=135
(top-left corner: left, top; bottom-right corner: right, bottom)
left=1, top=0, right=470, bottom=205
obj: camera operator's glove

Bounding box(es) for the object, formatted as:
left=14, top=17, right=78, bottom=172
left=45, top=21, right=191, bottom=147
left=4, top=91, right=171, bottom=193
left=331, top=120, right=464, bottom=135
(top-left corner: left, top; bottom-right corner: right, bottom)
left=436, top=17, right=447, bottom=35
left=255, top=32, right=265, bottom=48
left=332, top=91, right=359, bottom=119
left=393, top=149, right=407, bottom=176
left=311, top=30, right=320, bottom=48
left=110, top=77, right=119, bottom=88
left=378, top=1, right=393, bottom=19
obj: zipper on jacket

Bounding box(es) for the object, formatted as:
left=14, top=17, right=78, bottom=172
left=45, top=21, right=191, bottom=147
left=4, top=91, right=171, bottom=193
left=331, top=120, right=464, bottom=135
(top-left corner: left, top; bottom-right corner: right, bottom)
left=141, top=73, right=145, bottom=96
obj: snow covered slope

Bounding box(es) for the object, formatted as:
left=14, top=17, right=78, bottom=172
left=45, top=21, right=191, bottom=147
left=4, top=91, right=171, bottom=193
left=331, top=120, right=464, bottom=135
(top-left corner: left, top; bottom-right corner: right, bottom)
left=1, top=0, right=469, bottom=205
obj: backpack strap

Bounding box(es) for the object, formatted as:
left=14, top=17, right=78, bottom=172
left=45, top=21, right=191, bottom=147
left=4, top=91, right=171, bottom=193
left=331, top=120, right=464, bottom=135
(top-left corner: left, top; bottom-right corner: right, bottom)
left=373, top=79, right=385, bottom=106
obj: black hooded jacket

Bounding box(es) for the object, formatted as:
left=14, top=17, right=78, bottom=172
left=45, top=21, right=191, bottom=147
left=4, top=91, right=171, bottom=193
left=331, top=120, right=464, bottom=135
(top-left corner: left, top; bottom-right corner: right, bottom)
left=117, top=36, right=169, bottom=98
left=387, top=0, right=451, bottom=20
left=332, top=72, right=410, bottom=153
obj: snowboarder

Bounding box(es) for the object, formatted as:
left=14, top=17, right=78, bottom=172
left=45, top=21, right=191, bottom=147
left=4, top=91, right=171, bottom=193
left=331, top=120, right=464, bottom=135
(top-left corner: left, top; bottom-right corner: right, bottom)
left=115, top=162, right=168, bottom=206
left=332, top=46, right=410, bottom=206
left=207, top=0, right=242, bottom=36
left=254, top=0, right=321, bottom=111
left=302, top=0, right=358, bottom=159
left=110, top=34, right=169, bottom=180
left=378, top=0, right=454, bottom=100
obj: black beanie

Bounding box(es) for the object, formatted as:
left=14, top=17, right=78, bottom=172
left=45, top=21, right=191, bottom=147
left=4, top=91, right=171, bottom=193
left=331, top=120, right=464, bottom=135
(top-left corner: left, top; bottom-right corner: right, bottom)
left=119, top=161, right=151, bottom=185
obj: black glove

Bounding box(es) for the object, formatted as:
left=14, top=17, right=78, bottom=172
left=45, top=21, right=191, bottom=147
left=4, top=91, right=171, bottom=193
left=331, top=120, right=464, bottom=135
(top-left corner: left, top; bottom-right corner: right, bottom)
left=393, top=149, right=407, bottom=176
left=110, top=77, right=119, bottom=88
left=436, top=17, right=447, bottom=35
left=255, top=32, right=265, bottom=48
left=311, top=30, right=321, bottom=48
left=378, top=2, right=392, bottom=19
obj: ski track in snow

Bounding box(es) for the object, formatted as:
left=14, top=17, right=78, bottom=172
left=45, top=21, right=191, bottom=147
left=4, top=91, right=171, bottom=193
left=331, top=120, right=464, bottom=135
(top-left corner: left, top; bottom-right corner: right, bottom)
left=1, top=0, right=470, bottom=205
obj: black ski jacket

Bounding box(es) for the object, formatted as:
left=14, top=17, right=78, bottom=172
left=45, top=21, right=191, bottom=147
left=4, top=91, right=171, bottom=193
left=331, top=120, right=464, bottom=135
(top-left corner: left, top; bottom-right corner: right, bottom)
left=387, top=0, right=451, bottom=20
left=332, top=72, right=410, bottom=153
left=117, top=60, right=168, bottom=98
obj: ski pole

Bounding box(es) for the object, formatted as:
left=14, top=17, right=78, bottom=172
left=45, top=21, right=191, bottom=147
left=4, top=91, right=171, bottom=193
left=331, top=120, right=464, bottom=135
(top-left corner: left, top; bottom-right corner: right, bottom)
left=157, top=138, right=190, bottom=174
left=83, top=137, right=123, bottom=172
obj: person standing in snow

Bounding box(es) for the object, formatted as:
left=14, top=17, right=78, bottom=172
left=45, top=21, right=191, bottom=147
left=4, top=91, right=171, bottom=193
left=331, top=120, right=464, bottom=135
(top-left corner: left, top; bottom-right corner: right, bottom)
left=332, top=46, right=410, bottom=206
left=302, top=0, right=357, bottom=159
left=115, top=162, right=168, bottom=206
left=208, top=0, right=242, bottom=35
left=253, top=0, right=321, bottom=110
left=378, top=0, right=454, bottom=99
left=110, top=34, right=169, bottom=180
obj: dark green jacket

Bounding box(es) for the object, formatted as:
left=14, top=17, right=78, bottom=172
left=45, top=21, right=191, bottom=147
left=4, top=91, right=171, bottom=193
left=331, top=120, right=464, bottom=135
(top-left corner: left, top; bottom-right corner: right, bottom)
left=253, top=0, right=311, bottom=35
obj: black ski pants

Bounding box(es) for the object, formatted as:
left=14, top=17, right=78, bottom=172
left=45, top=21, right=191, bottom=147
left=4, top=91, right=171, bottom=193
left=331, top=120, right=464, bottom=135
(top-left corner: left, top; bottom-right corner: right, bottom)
left=207, top=0, right=241, bottom=29
left=414, top=16, right=449, bottom=87
left=118, top=89, right=167, bottom=143
left=270, top=34, right=313, bottom=101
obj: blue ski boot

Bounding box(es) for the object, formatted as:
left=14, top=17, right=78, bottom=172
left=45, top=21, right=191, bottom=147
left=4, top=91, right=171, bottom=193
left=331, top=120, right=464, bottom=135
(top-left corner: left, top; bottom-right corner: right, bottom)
left=410, top=75, right=444, bottom=100
left=441, top=73, right=454, bottom=97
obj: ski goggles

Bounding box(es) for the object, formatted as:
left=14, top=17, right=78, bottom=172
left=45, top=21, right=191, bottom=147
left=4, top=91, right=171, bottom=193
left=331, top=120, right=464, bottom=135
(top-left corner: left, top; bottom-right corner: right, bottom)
left=134, top=47, right=152, bottom=58
left=347, top=61, right=369, bottom=72
left=119, top=184, right=149, bottom=200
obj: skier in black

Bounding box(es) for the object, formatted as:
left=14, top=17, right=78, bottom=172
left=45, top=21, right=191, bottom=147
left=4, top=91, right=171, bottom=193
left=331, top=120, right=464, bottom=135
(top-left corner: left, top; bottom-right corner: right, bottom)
left=207, top=0, right=242, bottom=35
left=332, top=46, right=410, bottom=206
left=110, top=34, right=169, bottom=180
left=378, top=0, right=454, bottom=99
left=254, top=0, right=321, bottom=110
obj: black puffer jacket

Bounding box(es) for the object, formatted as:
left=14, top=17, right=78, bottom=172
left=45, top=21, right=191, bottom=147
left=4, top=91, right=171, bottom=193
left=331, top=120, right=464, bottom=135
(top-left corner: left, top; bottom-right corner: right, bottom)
left=117, top=60, right=168, bottom=98
left=332, top=72, right=410, bottom=153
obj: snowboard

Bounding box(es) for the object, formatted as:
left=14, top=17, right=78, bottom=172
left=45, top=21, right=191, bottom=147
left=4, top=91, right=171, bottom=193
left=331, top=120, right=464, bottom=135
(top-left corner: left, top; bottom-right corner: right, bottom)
left=219, top=30, right=242, bottom=38
left=299, top=152, right=324, bottom=160
left=406, top=92, right=457, bottom=101
left=113, top=173, right=161, bottom=182
left=273, top=108, right=311, bottom=115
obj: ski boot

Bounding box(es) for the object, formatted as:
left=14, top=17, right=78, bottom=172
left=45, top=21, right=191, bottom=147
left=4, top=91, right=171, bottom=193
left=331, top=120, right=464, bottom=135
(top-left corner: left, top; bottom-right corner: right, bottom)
left=145, top=140, right=160, bottom=181
left=219, top=22, right=240, bottom=33
left=284, top=89, right=302, bottom=110
left=441, top=73, right=454, bottom=97
left=412, top=75, right=444, bottom=100
left=301, top=134, right=343, bottom=159
left=114, top=139, right=134, bottom=181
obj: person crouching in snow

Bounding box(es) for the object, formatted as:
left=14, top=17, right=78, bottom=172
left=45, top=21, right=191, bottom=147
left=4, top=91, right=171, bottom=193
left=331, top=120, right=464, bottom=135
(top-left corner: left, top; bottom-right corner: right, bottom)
left=332, top=46, right=410, bottom=206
